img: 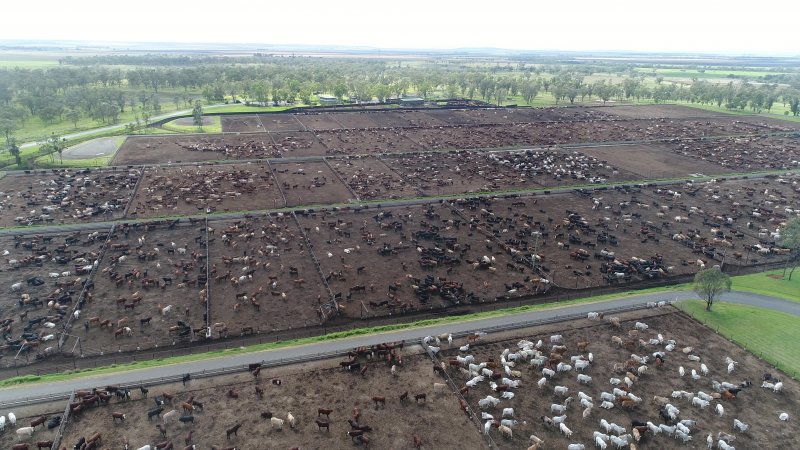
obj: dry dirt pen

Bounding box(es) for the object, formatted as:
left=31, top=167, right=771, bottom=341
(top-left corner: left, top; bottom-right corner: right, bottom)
left=438, top=307, right=799, bottom=449
left=671, top=135, right=800, bottom=171
left=127, top=163, right=283, bottom=219
left=220, top=115, right=267, bottom=133
left=328, top=156, right=419, bottom=200
left=56, top=348, right=485, bottom=450
left=0, top=401, right=62, bottom=450
left=0, top=229, right=109, bottom=362
left=71, top=220, right=208, bottom=355
left=314, top=128, right=424, bottom=155
left=0, top=168, right=140, bottom=227
left=206, top=214, right=330, bottom=335
left=271, top=161, right=355, bottom=207
left=294, top=202, right=549, bottom=319
left=577, top=144, right=733, bottom=179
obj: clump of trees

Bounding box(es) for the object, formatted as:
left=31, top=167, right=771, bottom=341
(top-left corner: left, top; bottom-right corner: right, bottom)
left=694, top=267, right=732, bottom=311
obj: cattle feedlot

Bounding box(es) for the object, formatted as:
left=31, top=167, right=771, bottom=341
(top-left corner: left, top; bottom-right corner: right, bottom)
left=0, top=103, right=798, bottom=449
left=1, top=307, right=797, bottom=450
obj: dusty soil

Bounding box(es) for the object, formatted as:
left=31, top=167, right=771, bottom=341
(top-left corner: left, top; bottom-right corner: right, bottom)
left=127, top=163, right=283, bottom=219
left=58, top=350, right=485, bottom=450
left=271, top=161, right=355, bottom=207
left=0, top=230, right=108, bottom=361
left=328, top=156, right=419, bottom=200
left=206, top=214, right=330, bottom=334
left=269, top=131, right=330, bottom=157
left=578, top=144, right=733, bottom=179
left=295, top=113, right=348, bottom=130
left=441, top=308, right=800, bottom=449
left=73, top=221, right=207, bottom=355
left=0, top=405, right=61, bottom=450
left=592, top=104, right=730, bottom=119
left=380, top=149, right=637, bottom=196
left=326, top=112, right=381, bottom=129
left=295, top=202, right=549, bottom=319
left=315, top=129, right=424, bottom=155
left=114, top=135, right=283, bottom=165
left=257, top=114, right=305, bottom=132
left=0, top=168, right=139, bottom=227
left=671, top=136, right=800, bottom=171
left=221, top=115, right=265, bottom=133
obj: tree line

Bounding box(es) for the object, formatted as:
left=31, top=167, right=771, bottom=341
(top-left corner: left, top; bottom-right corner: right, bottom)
left=2, top=56, right=800, bottom=149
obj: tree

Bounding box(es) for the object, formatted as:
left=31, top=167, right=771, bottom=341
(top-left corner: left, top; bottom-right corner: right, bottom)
left=7, top=136, right=21, bottom=167
left=779, top=218, right=800, bottom=280
left=61, top=108, right=79, bottom=128
left=192, top=101, right=204, bottom=131
left=693, top=267, right=731, bottom=311
left=0, top=112, right=20, bottom=143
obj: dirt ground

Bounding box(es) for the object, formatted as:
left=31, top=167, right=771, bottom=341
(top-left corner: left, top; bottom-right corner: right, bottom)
left=672, top=135, right=800, bottom=171
left=128, top=163, right=283, bottom=218
left=271, top=161, right=355, bottom=207
left=440, top=308, right=800, bottom=449
left=258, top=114, right=306, bottom=132
left=323, top=112, right=381, bottom=129
left=0, top=404, right=61, bottom=449
left=221, top=115, right=266, bottom=133
left=0, top=168, right=139, bottom=227
left=206, top=214, right=330, bottom=334
left=58, top=349, right=485, bottom=450
left=578, top=144, right=733, bottom=179
left=315, top=129, right=424, bottom=155
left=73, top=221, right=207, bottom=355
left=591, top=104, right=730, bottom=120
left=0, top=230, right=109, bottom=361
left=295, top=202, right=549, bottom=318
left=270, top=131, right=330, bottom=157
left=295, top=113, right=348, bottom=130
left=328, top=156, right=419, bottom=200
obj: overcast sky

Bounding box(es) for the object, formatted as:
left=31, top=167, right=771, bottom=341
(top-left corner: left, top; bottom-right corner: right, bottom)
left=2, top=0, right=797, bottom=55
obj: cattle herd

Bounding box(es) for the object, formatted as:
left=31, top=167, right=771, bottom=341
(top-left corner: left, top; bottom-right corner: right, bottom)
left=1, top=307, right=797, bottom=449
left=0, top=104, right=798, bottom=364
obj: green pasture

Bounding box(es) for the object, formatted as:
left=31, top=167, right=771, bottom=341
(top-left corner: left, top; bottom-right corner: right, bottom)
left=678, top=301, right=800, bottom=378
left=729, top=269, right=800, bottom=302
left=162, top=116, right=222, bottom=133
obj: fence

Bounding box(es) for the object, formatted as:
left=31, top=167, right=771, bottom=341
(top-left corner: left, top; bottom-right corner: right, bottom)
left=57, top=224, right=116, bottom=351
left=50, top=390, right=75, bottom=450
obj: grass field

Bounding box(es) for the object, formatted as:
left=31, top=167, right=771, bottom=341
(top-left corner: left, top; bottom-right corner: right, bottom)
left=730, top=269, right=800, bottom=302
left=679, top=301, right=800, bottom=379
left=162, top=115, right=222, bottom=133
left=633, top=67, right=790, bottom=80
left=0, top=53, right=61, bottom=68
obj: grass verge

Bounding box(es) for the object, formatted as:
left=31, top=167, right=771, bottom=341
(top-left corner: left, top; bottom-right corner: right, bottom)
left=676, top=300, right=800, bottom=379
left=0, top=284, right=688, bottom=388
left=729, top=269, right=800, bottom=303
left=162, top=116, right=222, bottom=133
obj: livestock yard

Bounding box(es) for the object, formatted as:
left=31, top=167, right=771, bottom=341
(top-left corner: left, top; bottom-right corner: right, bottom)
left=437, top=307, right=799, bottom=449
left=4, top=307, right=798, bottom=450
left=1, top=103, right=799, bottom=368
left=0, top=168, right=140, bottom=227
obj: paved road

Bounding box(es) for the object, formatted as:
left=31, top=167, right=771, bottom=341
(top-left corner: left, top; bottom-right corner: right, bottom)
left=0, top=289, right=796, bottom=404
